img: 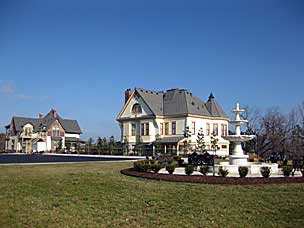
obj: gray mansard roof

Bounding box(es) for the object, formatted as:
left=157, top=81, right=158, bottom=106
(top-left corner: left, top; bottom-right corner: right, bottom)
left=133, top=88, right=227, bottom=118
left=9, top=109, right=82, bottom=134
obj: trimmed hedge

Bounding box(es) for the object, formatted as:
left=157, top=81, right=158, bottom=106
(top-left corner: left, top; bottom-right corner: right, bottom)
left=199, top=165, right=209, bottom=176
left=218, top=166, right=229, bottom=177
left=260, top=167, right=271, bottom=178
left=134, top=160, right=161, bottom=173
left=282, top=166, right=293, bottom=177
left=185, top=165, right=194, bottom=176
left=151, top=163, right=162, bottom=173
left=166, top=164, right=176, bottom=174
left=238, top=166, right=249, bottom=178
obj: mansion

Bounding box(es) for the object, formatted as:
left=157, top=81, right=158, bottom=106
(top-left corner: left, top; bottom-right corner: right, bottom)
left=5, top=109, right=82, bottom=153
left=117, top=88, right=230, bottom=156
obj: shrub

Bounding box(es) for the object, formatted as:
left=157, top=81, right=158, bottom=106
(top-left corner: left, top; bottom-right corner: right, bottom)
left=199, top=165, right=209, bottom=175
left=173, top=155, right=181, bottom=161
left=218, top=166, right=229, bottom=177
left=282, top=160, right=288, bottom=165
left=185, top=165, right=194, bottom=176
left=260, top=167, right=271, bottom=178
left=282, top=166, right=293, bottom=177
left=238, top=166, right=249, bottom=178
left=150, top=159, right=156, bottom=165
left=133, top=160, right=147, bottom=172
left=157, top=155, right=174, bottom=165
left=133, top=160, right=153, bottom=172
left=166, top=164, right=176, bottom=174
left=151, top=163, right=162, bottom=173
left=144, top=163, right=152, bottom=172
left=173, top=155, right=183, bottom=167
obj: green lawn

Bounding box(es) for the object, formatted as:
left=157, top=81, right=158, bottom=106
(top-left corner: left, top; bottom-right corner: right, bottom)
left=0, top=162, right=303, bottom=228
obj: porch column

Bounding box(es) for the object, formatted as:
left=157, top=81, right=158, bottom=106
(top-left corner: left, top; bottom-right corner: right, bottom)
left=152, top=145, right=155, bottom=156
left=164, top=145, right=167, bottom=154
left=177, top=144, right=180, bottom=156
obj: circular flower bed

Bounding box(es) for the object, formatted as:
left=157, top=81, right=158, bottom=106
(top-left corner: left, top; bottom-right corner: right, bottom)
left=121, top=168, right=304, bottom=185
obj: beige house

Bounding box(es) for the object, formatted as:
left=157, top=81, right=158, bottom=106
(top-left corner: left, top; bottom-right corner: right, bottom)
left=5, top=109, right=82, bottom=153
left=117, top=88, right=229, bottom=156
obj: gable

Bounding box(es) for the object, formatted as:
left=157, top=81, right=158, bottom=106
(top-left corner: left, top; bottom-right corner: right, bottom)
left=120, top=93, right=154, bottom=118
left=47, top=120, right=65, bottom=136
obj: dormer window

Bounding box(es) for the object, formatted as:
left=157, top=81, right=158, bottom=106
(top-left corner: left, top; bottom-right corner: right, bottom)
left=131, top=104, right=142, bottom=114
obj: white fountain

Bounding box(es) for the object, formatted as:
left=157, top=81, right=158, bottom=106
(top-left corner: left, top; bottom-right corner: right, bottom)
left=219, top=102, right=279, bottom=175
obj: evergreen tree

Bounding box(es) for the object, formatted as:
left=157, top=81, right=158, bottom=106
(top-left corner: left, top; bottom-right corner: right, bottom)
left=87, top=137, right=94, bottom=153
left=183, top=126, right=192, bottom=155
left=196, top=128, right=206, bottom=154
left=96, top=137, right=102, bottom=154
left=57, top=138, right=63, bottom=152
left=123, top=136, right=129, bottom=155
left=210, top=133, right=219, bottom=176
left=102, top=137, right=107, bottom=154
left=153, top=134, right=162, bottom=155
left=109, top=136, right=115, bottom=155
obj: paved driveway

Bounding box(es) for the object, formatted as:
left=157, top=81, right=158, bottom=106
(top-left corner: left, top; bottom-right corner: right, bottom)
left=0, top=154, right=138, bottom=164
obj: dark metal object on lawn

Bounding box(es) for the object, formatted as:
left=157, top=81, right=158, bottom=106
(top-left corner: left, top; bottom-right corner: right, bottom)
left=188, top=152, right=213, bottom=166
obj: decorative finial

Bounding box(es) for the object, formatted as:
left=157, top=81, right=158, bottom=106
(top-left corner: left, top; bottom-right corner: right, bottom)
left=236, top=102, right=240, bottom=110
left=209, top=93, right=214, bottom=99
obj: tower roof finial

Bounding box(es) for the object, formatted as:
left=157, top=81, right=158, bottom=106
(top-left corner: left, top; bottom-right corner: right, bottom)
left=209, top=92, right=214, bottom=99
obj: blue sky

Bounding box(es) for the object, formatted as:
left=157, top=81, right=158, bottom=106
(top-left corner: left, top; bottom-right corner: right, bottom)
left=1, top=0, right=304, bottom=139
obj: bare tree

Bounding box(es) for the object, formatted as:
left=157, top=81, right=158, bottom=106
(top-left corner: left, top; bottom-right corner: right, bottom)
left=240, top=106, right=261, bottom=154
left=239, top=102, right=304, bottom=160
left=256, top=107, right=288, bottom=158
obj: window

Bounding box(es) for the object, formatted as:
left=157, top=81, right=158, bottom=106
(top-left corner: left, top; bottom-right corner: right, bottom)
left=141, top=123, right=145, bottom=136
left=145, top=123, right=149, bottom=136
left=24, top=127, right=32, bottom=136
left=160, top=123, right=164, bottom=135
left=52, top=126, right=60, bottom=137
left=221, top=124, right=227, bottom=136
left=222, top=145, right=227, bottom=149
left=131, top=123, right=136, bottom=136
left=213, top=124, right=218, bottom=136
left=165, top=123, right=169, bottom=135
left=172, top=122, right=176, bottom=135
left=206, top=123, right=210, bottom=136
left=131, top=104, right=142, bottom=114
left=192, top=121, right=196, bottom=135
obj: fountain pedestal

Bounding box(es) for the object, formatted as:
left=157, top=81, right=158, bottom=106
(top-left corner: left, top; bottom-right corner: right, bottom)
left=229, top=142, right=249, bottom=165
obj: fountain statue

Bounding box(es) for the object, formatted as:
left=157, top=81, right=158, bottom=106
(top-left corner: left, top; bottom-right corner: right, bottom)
left=222, top=102, right=255, bottom=166
left=218, top=102, right=278, bottom=175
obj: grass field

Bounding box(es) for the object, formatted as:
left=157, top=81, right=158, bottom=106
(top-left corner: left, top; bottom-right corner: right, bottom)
left=0, top=162, right=303, bottom=228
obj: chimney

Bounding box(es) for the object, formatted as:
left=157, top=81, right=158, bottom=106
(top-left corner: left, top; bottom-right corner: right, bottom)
left=125, top=88, right=132, bottom=104
left=52, top=109, right=57, bottom=118
left=39, top=113, right=44, bottom=119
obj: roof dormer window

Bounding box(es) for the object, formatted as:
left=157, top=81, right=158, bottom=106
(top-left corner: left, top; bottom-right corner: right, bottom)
left=132, top=104, right=142, bottom=114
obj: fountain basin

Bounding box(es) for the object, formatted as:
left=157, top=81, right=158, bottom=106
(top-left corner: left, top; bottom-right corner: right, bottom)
left=222, top=135, right=255, bottom=142
left=229, top=120, right=248, bottom=125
